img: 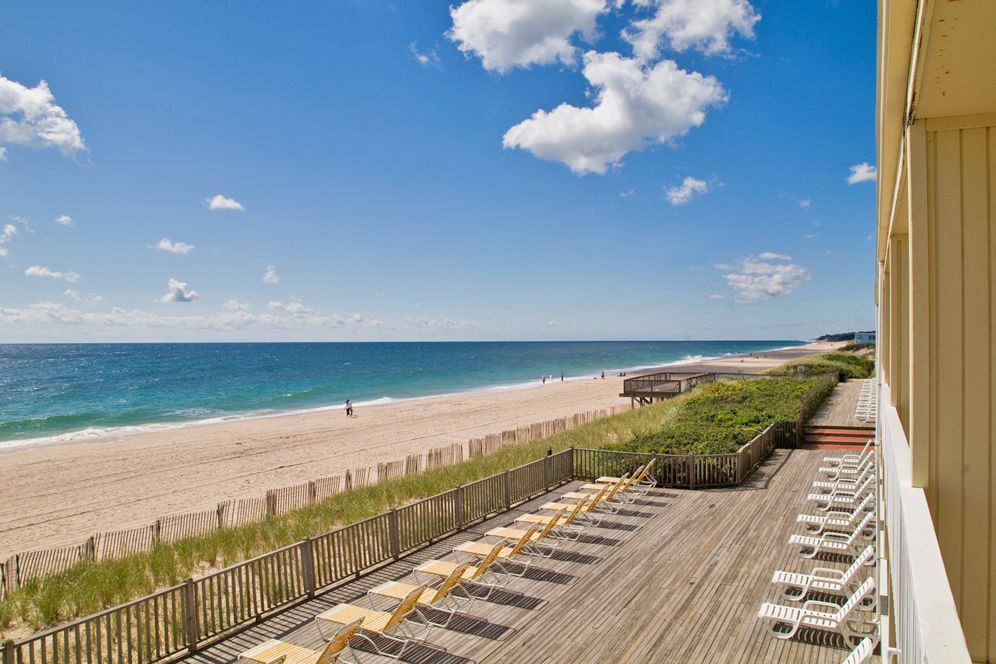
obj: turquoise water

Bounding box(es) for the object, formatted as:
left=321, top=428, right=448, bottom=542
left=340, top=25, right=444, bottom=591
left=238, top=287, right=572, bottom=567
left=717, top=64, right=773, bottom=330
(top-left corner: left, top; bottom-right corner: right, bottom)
left=0, top=341, right=804, bottom=446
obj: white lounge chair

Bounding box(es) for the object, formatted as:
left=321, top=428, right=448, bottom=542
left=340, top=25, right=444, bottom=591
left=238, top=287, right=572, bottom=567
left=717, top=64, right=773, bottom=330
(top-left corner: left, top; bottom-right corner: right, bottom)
left=823, top=440, right=873, bottom=467
left=771, top=545, right=876, bottom=601
left=841, top=636, right=878, bottom=664
left=819, top=453, right=874, bottom=480
left=797, top=493, right=874, bottom=534
left=806, top=475, right=875, bottom=511
left=789, top=512, right=876, bottom=558
left=757, top=577, right=877, bottom=646
left=812, top=465, right=875, bottom=493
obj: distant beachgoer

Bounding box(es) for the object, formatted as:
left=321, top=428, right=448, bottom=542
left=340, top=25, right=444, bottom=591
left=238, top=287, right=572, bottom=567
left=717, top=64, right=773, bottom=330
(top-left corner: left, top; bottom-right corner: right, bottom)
left=345, top=399, right=353, bottom=417
left=542, top=376, right=546, bottom=384
left=601, top=371, right=605, bottom=379
left=561, top=373, right=564, bottom=382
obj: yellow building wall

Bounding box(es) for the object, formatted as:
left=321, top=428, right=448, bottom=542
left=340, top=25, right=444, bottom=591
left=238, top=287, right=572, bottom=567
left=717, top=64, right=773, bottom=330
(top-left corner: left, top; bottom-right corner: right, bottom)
left=885, top=118, right=996, bottom=662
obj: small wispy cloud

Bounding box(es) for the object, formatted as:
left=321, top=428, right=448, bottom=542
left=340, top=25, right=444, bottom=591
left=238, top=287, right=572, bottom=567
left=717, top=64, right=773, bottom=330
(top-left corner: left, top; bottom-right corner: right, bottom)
left=619, top=189, right=635, bottom=198
left=55, top=214, right=73, bottom=226
left=757, top=251, right=791, bottom=261
left=708, top=293, right=727, bottom=300
left=666, top=176, right=709, bottom=206
left=152, top=238, right=195, bottom=255
left=222, top=298, right=249, bottom=311
left=63, top=289, right=103, bottom=305
left=847, top=163, right=877, bottom=184
left=161, top=278, right=199, bottom=303
left=25, top=265, right=80, bottom=282
left=262, top=265, right=280, bottom=284
left=0, top=223, right=16, bottom=257
left=799, top=199, right=811, bottom=209
left=410, top=42, right=441, bottom=69
left=206, top=194, right=245, bottom=211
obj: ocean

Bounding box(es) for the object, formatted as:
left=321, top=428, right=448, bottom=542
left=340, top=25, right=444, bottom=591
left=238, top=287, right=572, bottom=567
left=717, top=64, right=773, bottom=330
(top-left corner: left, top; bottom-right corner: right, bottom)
left=0, top=340, right=805, bottom=447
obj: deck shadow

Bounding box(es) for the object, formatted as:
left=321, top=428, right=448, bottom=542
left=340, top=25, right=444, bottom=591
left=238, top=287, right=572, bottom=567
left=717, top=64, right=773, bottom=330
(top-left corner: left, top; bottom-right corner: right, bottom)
left=463, top=584, right=547, bottom=610
left=588, top=520, right=639, bottom=532
left=417, top=608, right=513, bottom=640
left=608, top=508, right=655, bottom=518
left=546, top=550, right=600, bottom=564
left=351, top=636, right=475, bottom=664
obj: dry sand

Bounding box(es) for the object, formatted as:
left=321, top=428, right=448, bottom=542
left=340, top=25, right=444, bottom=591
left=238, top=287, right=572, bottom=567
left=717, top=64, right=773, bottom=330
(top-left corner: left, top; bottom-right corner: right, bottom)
left=0, top=342, right=838, bottom=557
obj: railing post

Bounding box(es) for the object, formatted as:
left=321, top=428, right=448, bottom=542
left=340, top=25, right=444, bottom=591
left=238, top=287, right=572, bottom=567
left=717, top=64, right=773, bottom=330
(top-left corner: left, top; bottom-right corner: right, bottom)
left=569, top=447, right=576, bottom=479
left=687, top=455, right=696, bottom=489
left=503, top=470, right=512, bottom=510
left=543, top=456, right=550, bottom=490
left=3, top=639, right=15, bottom=664
left=182, top=577, right=199, bottom=651
left=455, top=486, right=464, bottom=530
left=388, top=509, right=400, bottom=560
left=301, top=537, right=316, bottom=597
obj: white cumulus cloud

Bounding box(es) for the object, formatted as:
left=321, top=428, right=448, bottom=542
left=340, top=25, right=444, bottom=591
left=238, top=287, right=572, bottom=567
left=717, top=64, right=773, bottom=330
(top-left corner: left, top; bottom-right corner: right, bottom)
left=716, top=253, right=808, bottom=304
left=161, top=278, right=199, bottom=303
left=799, top=198, right=811, bottom=208
left=624, top=0, right=760, bottom=61
left=503, top=52, right=726, bottom=174
left=152, top=238, right=195, bottom=255
left=448, top=0, right=608, bottom=73
left=665, top=176, right=708, bottom=205
left=262, top=265, right=280, bottom=284
left=222, top=298, right=249, bottom=311
left=206, top=194, right=245, bottom=211
left=0, top=223, right=16, bottom=257
left=847, top=162, right=877, bottom=184
left=25, top=265, right=80, bottom=282
left=0, top=74, right=86, bottom=158
left=54, top=214, right=73, bottom=226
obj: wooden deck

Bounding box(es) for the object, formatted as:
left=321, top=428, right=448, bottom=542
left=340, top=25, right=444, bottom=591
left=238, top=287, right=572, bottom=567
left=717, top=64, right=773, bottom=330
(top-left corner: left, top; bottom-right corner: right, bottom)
left=809, top=380, right=871, bottom=428
left=181, top=448, right=877, bottom=663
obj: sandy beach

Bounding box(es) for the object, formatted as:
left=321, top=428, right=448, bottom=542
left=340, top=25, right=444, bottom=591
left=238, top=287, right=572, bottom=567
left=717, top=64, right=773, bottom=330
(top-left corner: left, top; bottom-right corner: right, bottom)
left=0, top=342, right=837, bottom=558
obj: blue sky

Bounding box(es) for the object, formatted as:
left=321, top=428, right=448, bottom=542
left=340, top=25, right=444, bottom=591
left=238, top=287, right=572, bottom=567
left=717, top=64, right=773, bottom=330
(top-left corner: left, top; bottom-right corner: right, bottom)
left=0, top=0, right=877, bottom=342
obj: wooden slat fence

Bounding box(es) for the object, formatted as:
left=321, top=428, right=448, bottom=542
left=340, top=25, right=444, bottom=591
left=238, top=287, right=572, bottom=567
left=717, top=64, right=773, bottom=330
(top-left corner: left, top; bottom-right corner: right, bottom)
left=158, top=511, right=219, bottom=545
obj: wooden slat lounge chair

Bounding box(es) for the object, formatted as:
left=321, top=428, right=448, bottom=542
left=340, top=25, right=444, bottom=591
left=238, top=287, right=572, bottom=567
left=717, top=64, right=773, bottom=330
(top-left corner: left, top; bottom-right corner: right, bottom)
left=806, top=475, right=875, bottom=511
left=315, top=586, right=432, bottom=660
left=789, top=511, right=876, bottom=558
left=757, top=577, right=877, bottom=646
left=515, top=494, right=594, bottom=533
left=822, top=441, right=873, bottom=467
left=797, top=493, right=874, bottom=534
left=239, top=619, right=363, bottom=664
left=595, top=458, right=657, bottom=495
left=453, top=525, right=539, bottom=576
left=524, top=489, right=609, bottom=528
left=560, top=472, right=638, bottom=504
left=542, top=479, right=623, bottom=513
left=367, top=563, right=472, bottom=627
left=771, top=545, right=876, bottom=601
left=413, top=541, right=509, bottom=599
left=840, top=636, right=878, bottom=664
left=484, top=507, right=570, bottom=554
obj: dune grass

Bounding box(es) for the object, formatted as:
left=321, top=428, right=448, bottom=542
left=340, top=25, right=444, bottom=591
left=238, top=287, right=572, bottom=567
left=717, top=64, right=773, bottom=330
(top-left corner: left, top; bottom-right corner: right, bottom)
left=767, top=351, right=874, bottom=379
left=0, top=402, right=671, bottom=636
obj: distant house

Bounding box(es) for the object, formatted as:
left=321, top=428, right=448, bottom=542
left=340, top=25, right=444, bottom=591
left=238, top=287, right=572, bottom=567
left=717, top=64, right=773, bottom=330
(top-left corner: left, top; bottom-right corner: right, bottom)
left=854, top=331, right=875, bottom=345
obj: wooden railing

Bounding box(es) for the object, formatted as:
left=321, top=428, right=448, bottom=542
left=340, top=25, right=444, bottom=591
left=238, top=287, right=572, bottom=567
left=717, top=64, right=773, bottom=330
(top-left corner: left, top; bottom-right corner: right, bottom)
left=879, top=384, right=970, bottom=663
left=573, top=421, right=794, bottom=489
left=621, top=371, right=715, bottom=397
left=0, top=449, right=575, bottom=664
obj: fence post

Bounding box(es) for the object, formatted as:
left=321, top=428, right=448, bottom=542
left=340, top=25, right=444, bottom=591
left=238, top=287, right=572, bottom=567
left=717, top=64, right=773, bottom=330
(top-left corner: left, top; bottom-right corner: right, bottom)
left=265, top=491, right=277, bottom=517
left=503, top=470, right=512, bottom=510
left=543, top=456, right=550, bottom=490
left=455, top=486, right=464, bottom=530
left=83, top=536, right=96, bottom=563
left=569, top=447, right=576, bottom=479
left=3, top=639, right=15, bottom=664
left=308, top=481, right=317, bottom=505
left=388, top=509, right=400, bottom=560
left=687, top=455, right=696, bottom=489
left=301, top=537, right=316, bottom=597
left=182, top=578, right=199, bottom=651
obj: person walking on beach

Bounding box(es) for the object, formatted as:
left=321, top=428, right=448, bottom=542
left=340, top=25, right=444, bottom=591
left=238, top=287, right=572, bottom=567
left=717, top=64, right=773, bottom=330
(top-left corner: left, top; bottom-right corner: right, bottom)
left=560, top=372, right=564, bottom=382
left=345, top=399, right=353, bottom=417
left=601, top=370, right=605, bottom=379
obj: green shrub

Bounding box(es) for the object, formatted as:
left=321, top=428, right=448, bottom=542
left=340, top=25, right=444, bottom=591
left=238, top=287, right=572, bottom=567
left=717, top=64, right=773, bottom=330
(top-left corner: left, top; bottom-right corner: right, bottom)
left=767, top=352, right=874, bottom=379
left=617, top=377, right=819, bottom=455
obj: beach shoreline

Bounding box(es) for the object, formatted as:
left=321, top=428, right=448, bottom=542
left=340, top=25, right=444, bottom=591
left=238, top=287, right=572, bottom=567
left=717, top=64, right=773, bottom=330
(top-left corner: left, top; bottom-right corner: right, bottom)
left=0, top=341, right=838, bottom=557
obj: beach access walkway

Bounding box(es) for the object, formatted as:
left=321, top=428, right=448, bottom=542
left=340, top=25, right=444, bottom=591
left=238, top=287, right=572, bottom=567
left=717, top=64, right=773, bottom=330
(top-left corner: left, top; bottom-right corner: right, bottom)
left=181, top=447, right=874, bottom=663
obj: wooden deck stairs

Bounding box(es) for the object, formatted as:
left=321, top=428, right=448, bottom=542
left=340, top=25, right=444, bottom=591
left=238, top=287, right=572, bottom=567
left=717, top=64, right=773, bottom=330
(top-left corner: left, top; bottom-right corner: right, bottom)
left=802, top=425, right=874, bottom=451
